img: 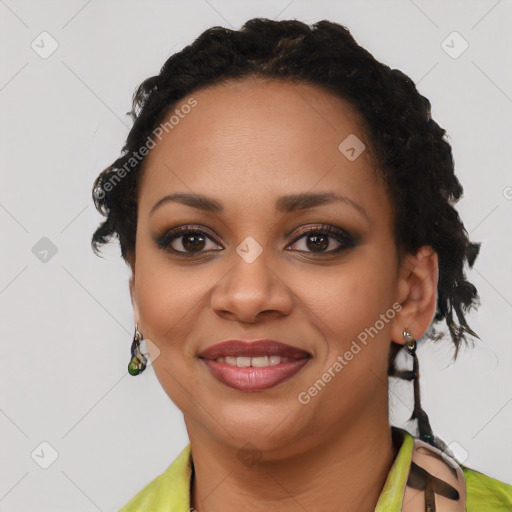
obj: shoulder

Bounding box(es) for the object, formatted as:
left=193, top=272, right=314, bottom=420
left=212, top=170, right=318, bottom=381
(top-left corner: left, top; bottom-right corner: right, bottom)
left=117, top=444, right=193, bottom=511
left=462, top=464, right=512, bottom=511
left=394, top=427, right=512, bottom=511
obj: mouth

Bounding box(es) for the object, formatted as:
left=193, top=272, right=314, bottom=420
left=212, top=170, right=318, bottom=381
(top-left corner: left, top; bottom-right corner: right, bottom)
left=198, top=340, right=311, bottom=391
left=198, top=339, right=311, bottom=360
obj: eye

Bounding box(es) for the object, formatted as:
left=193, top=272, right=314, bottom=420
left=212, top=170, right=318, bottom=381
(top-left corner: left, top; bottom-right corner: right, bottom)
left=156, top=223, right=357, bottom=257
left=156, top=225, right=223, bottom=256
left=286, top=224, right=356, bottom=254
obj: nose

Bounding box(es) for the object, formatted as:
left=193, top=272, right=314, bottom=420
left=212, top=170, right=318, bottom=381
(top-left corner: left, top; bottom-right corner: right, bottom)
left=210, top=248, right=294, bottom=324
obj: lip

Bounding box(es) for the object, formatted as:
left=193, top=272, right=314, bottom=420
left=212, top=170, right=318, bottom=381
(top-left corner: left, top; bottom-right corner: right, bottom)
left=202, top=359, right=310, bottom=391
left=198, top=340, right=311, bottom=391
left=198, top=340, right=311, bottom=360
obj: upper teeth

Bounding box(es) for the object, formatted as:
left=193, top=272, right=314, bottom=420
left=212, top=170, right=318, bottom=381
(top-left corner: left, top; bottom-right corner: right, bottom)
left=215, top=356, right=292, bottom=367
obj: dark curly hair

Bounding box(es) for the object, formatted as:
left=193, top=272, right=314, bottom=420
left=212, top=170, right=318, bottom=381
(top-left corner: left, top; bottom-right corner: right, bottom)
left=91, top=18, right=481, bottom=452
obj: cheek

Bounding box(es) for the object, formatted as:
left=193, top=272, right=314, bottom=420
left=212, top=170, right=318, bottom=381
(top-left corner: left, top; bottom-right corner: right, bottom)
left=134, top=260, right=206, bottom=407
left=134, top=228, right=193, bottom=333
left=297, top=257, right=396, bottom=386
left=302, top=260, right=393, bottom=336
left=134, top=256, right=200, bottom=343
left=303, top=271, right=395, bottom=422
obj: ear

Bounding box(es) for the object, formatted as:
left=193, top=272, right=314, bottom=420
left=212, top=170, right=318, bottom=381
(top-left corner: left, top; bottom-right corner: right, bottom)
left=126, top=251, right=140, bottom=325
left=390, top=245, right=439, bottom=345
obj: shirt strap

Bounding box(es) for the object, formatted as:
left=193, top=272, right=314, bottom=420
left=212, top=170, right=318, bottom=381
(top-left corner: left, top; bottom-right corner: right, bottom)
left=402, top=438, right=467, bottom=511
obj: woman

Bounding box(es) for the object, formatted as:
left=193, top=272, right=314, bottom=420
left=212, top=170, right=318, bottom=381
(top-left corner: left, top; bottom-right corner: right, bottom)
left=91, top=18, right=512, bottom=512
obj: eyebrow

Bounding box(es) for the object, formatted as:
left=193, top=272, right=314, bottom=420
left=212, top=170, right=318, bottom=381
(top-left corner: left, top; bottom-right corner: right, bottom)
left=150, top=191, right=369, bottom=221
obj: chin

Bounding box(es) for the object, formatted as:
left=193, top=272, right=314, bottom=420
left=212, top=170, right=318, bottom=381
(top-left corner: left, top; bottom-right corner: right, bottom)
left=216, top=407, right=305, bottom=447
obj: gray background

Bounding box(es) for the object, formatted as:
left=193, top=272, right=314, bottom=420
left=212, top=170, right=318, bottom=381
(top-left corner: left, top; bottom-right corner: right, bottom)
left=1, top=0, right=511, bottom=510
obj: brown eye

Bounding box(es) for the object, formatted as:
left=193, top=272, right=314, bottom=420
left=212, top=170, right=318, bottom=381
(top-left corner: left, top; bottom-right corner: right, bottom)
left=156, top=226, right=223, bottom=256
left=287, top=225, right=356, bottom=254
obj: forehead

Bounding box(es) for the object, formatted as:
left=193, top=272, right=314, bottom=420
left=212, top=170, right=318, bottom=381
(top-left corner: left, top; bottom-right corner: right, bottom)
left=137, top=77, right=390, bottom=222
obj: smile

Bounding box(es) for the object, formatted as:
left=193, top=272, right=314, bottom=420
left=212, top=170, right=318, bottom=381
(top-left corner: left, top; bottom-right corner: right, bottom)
left=202, top=357, right=310, bottom=391
left=198, top=339, right=311, bottom=391
left=213, top=355, right=295, bottom=366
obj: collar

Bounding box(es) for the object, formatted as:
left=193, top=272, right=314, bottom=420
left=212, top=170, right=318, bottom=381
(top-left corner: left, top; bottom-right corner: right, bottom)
left=120, top=426, right=417, bottom=511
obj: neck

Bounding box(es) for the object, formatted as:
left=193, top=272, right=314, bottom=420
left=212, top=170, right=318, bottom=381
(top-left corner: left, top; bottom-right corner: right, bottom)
left=188, top=418, right=399, bottom=512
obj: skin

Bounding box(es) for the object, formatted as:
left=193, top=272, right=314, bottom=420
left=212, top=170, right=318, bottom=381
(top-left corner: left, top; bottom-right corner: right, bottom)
left=126, top=77, right=439, bottom=512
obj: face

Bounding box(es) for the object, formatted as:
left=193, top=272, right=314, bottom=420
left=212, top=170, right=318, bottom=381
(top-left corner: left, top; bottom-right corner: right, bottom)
left=128, top=77, right=432, bottom=456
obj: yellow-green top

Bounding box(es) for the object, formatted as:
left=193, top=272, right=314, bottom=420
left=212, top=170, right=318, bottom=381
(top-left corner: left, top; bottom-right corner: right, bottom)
left=118, top=429, right=512, bottom=511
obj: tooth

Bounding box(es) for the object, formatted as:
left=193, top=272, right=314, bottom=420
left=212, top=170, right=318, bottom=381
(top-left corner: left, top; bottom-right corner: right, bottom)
left=217, top=355, right=294, bottom=367
left=251, top=356, right=269, bottom=367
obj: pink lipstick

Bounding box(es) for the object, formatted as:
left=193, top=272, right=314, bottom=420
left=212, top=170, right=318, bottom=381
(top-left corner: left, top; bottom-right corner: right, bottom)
left=199, top=340, right=311, bottom=391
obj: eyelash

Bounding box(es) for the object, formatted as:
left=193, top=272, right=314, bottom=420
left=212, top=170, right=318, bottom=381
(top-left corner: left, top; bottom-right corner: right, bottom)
left=156, top=224, right=356, bottom=258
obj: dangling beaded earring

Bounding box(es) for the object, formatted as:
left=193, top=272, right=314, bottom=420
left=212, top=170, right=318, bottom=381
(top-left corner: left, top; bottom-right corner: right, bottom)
left=402, top=329, right=435, bottom=446
left=128, top=323, right=147, bottom=376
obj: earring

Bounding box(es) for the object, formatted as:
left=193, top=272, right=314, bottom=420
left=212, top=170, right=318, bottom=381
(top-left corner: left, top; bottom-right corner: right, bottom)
left=402, top=329, right=434, bottom=446
left=403, top=328, right=416, bottom=355
left=128, top=323, right=147, bottom=376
